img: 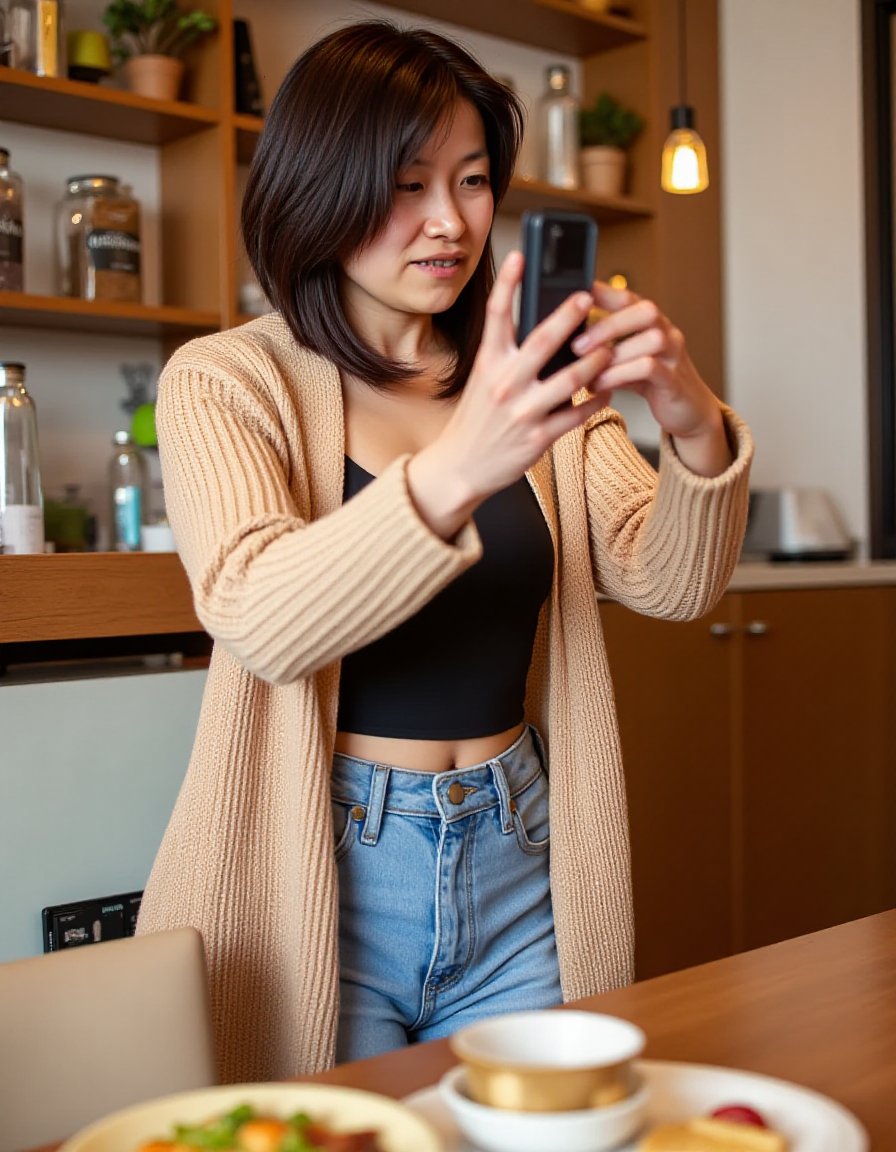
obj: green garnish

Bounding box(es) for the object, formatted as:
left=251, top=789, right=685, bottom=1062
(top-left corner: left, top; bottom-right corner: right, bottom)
left=172, top=1104, right=258, bottom=1148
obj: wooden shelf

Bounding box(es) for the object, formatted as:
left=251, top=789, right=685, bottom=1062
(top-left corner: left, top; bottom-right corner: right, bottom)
left=0, top=553, right=202, bottom=643
left=235, top=114, right=264, bottom=165
left=376, top=0, right=646, bottom=55
left=503, top=176, right=653, bottom=221
left=0, top=69, right=219, bottom=145
left=0, top=292, right=220, bottom=339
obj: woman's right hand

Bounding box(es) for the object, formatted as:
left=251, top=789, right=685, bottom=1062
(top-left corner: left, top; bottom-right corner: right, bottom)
left=407, top=250, right=613, bottom=540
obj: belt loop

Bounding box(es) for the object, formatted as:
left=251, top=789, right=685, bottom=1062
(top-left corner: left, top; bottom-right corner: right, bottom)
left=361, top=764, right=390, bottom=845
left=489, top=759, right=514, bottom=834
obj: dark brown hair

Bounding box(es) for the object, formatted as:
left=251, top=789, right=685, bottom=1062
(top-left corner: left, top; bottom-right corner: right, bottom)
left=241, top=21, right=524, bottom=396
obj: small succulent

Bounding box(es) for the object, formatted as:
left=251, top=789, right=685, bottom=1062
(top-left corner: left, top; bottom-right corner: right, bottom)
left=101, top=0, right=217, bottom=65
left=579, top=92, right=645, bottom=151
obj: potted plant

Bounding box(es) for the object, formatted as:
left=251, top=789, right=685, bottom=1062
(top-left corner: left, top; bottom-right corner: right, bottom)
left=101, top=0, right=217, bottom=102
left=579, top=92, right=645, bottom=197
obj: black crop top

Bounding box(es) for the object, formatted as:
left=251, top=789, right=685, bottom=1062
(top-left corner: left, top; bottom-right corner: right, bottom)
left=336, top=458, right=554, bottom=739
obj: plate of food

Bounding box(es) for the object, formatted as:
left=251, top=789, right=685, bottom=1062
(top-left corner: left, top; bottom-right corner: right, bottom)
left=405, top=1059, right=869, bottom=1151
left=58, top=1082, right=444, bottom=1152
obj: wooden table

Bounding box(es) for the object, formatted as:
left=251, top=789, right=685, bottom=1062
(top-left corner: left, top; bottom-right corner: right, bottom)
left=308, top=911, right=896, bottom=1146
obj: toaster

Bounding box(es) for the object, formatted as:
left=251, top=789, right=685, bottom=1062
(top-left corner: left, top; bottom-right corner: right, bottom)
left=742, top=487, right=853, bottom=562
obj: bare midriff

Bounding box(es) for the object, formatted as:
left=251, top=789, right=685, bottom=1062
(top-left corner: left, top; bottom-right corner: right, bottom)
left=333, top=723, right=526, bottom=773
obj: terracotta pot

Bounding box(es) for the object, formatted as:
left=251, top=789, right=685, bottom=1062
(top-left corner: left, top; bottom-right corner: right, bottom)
left=123, top=54, right=185, bottom=101
left=580, top=145, right=627, bottom=198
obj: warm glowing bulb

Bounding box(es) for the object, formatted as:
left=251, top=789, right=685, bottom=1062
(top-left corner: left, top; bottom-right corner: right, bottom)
left=673, top=143, right=700, bottom=189
left=661, top=109, right=709, bottom=195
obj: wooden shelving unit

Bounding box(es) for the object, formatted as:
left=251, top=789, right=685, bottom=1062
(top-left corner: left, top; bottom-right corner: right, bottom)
left=0, top=0, right=723, bottom=652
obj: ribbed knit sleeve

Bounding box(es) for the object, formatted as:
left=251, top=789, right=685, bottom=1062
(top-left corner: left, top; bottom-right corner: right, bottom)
left=156, top=353, right=482, bottom=685
left=583, top=404, right=753, bottom=618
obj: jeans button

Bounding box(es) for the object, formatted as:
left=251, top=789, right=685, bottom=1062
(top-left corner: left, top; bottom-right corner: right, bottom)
left=350, top=805, right=366, bottom=821
left=447, top=781, right=465, bottom=805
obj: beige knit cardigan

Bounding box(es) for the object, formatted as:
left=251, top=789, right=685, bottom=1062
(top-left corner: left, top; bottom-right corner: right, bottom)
left=137, top=313, right=753, bottom=1084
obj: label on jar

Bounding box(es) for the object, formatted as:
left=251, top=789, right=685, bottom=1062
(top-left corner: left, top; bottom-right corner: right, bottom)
left=0, top=215, right=23, bottom=265
left=0, top=504, right=44, bottom=554
left=86, top=229, right=141, bottom=275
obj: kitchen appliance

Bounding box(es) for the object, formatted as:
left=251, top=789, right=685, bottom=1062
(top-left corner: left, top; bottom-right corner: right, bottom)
left=742, top=487, right=853, bottom=561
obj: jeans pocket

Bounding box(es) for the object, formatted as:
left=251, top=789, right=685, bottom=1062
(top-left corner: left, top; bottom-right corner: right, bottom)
left=511, top=769, right=551, bottom=856
left=332, top=800, right=357, bottom=862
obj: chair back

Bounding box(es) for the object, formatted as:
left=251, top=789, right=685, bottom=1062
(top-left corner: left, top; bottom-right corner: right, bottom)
left=0, top=927, right=217, bottom=1152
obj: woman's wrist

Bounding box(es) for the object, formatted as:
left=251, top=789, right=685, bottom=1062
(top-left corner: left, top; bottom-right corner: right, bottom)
left=406, top=446, right=481, bottom=541
left=670, top=406, right=733, bottom=478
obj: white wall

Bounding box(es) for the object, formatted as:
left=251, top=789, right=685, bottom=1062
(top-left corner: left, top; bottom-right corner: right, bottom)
left=0, top=668, right=205, bottom=962
left=720, top=0, right=868, bottom=551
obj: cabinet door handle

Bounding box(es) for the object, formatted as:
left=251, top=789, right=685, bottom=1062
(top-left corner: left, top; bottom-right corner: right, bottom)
left=709, top=622, right=734, bottom=636
left=746, top=620, right=769, bottom=635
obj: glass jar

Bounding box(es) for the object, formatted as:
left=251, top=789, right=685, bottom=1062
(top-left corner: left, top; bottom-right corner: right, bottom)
left=536, top=64, right=580, bottom=189
left=0, top=147, right=25, bottom=291
left=6, top=0, right=65, bottom=77
left=56, top=175, right=142, bottom=302
left=0, top=361, right=44, bottom=555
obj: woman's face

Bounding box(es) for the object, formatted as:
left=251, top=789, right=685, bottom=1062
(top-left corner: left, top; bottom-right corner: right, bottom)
left=341, top=99, right=494, bottom=336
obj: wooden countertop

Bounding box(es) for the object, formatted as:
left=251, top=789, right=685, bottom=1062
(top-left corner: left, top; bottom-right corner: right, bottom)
left=2, top=553, right=895, bottom=653
left=730, top=559, right=896, bottom=591
left=307, top=911, right=896, bottom=1146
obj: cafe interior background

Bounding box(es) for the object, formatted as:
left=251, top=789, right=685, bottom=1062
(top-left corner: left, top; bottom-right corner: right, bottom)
left=1, top=0, right=890, bottom=974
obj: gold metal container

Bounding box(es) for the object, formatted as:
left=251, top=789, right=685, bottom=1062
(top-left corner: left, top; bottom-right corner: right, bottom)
left=449, top=1010, right=645, bottom=1113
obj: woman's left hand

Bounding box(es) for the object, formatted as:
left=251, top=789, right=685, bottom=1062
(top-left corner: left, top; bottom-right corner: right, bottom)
left=571, top=280, right=733, bottom=477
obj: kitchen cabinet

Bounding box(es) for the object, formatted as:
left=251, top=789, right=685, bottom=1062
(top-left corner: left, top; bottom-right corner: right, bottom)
left=601, top=585, right=896, bottom=980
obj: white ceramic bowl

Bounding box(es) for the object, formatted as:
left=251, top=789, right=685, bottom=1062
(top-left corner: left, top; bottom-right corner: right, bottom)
left=449, top=1010, right=646, bottom=1111
left=439, top=1064, right=649, bottom=1152
left=58, top=1082, right=443, bottom=1152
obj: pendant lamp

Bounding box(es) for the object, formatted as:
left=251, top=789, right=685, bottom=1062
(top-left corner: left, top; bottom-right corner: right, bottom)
left=661, top=0, right=709, bottom=194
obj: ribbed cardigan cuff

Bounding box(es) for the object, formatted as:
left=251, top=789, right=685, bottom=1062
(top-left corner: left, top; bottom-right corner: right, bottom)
left=586, top=404, right=753, bottom=617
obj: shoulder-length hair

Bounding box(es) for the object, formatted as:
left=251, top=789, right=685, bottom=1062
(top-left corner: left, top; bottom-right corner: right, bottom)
left=241, top=20, right=524, bottom=396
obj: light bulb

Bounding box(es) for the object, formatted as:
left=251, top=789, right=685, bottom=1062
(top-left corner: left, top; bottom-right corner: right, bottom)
left=661, top=107, right=709, bottom=195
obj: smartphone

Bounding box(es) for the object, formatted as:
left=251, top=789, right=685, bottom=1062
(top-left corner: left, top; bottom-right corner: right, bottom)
left=517, top=209, right=599, bottom=379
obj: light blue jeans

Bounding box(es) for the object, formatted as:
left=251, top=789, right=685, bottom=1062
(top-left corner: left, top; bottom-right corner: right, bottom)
left=331, top=725, right=562, bottom=1062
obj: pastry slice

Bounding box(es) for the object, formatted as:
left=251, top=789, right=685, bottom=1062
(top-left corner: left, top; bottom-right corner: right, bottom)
left=639, top=1115, right=788, bottom=1151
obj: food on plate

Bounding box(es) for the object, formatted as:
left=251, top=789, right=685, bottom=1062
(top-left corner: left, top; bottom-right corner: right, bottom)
left=637, top=1113, right=787, bottom=1151
left=709, top=1104, right=769, bottom=1127
left=138, top=1103, right=383, bottom=1152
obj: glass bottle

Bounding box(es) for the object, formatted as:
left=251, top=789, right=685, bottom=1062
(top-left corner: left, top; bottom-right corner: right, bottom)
left=0, top=148, right=24, bottom=291
left=536, top=64, right=580, bottom=189
left=6, top=0, right=65, bottom=76
left=0, top=362, right=44, bottom=554
left=108, top=430, right=147, bottom=552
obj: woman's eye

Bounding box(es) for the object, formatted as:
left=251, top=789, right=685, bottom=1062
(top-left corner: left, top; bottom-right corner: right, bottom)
left=463, top=174, right=490, bottom=188
left=396, top=181, right=423, bottom=193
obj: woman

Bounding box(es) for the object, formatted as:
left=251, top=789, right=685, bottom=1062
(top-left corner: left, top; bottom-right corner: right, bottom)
left=137, top=20, right=752, bottom=1082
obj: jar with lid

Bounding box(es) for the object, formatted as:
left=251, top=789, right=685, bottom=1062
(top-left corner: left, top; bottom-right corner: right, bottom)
left=536, top=64, right=580, bottom=189
left=56, top=175, right=142, bottom=302
left=0, top=148, right=25, bottom=291
left=0, top=362, right=44, bottom=555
